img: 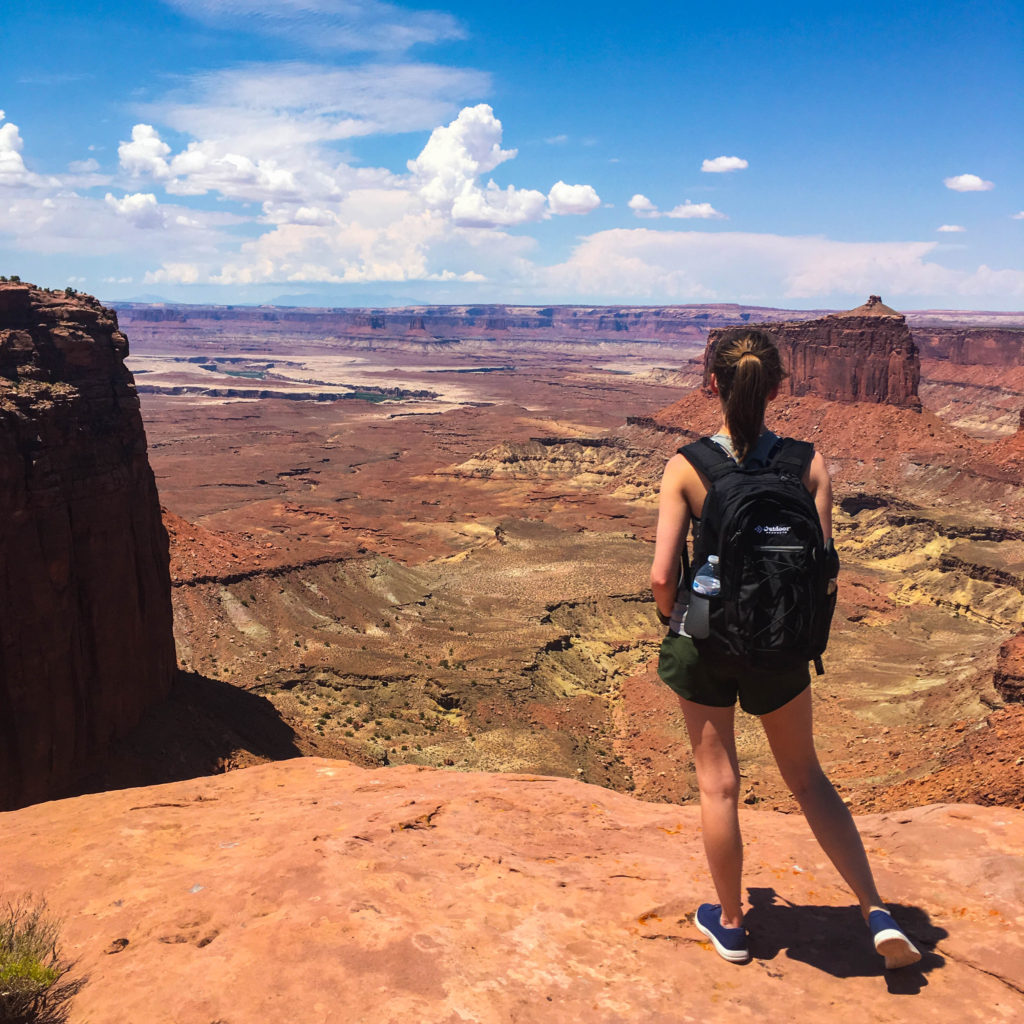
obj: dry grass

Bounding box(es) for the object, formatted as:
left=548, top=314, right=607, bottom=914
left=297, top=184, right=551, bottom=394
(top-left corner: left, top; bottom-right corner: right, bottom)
left=0, top=897, right=83, bottom=1024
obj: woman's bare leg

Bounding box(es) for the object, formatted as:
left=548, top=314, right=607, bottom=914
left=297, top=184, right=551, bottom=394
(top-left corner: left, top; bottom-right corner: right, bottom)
left=759, top=687, right=885, bottom=917
left=678, top=697, right=744, bottom=928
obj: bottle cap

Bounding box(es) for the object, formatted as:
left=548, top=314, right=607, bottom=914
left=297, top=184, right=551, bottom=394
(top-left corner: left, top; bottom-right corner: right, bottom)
left=708, top=554, right=719, bottom=564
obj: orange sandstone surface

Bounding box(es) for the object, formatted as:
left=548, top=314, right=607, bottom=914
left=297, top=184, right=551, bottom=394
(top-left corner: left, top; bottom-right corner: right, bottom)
left=3, top=758, right=1023, bottom=1023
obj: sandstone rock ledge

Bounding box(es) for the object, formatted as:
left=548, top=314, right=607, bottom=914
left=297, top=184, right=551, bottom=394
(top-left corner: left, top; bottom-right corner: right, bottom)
left=3, top=759, right=1022, bottom=1023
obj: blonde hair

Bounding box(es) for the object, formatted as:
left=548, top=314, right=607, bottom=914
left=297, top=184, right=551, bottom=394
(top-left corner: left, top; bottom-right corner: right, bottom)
left=710, top=328, right=787, bottom=461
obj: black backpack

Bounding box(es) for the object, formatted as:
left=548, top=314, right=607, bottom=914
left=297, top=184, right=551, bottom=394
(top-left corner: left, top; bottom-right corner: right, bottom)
left=679, top=436, right=839, bottom=675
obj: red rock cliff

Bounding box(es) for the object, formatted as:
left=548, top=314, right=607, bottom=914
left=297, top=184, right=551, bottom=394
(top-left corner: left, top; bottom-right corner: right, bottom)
left=0, top=283, right=175, bottom=809
left=706, top=296, right=921, bottom=409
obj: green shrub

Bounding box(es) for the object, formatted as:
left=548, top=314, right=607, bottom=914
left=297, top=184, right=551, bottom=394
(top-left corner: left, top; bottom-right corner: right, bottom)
left=0, top=896, right=83, bottom=1024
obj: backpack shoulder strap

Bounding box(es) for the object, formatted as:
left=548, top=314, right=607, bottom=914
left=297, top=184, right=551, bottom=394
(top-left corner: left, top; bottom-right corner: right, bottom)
left=768, top=437, right=815, bottom=478
left=678, top=437, right=736, bottom=483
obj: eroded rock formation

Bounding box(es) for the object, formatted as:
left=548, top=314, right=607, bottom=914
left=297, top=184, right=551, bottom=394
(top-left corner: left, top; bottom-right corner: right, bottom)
left=994, top=631, right=1024, bottom=703
left=705, top=296, right=922, bottom=408
left=0, top=283, right=175, bottom=809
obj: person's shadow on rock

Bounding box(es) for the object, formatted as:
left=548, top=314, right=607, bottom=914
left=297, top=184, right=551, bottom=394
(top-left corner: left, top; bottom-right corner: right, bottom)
left=745, top=887, right=947, bottom=992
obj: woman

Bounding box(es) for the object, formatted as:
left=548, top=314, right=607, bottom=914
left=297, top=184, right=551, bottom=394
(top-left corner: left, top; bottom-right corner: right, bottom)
left=650, top=327, right=921, bottom=969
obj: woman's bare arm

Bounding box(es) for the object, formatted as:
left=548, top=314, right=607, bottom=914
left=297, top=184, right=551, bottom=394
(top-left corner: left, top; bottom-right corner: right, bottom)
left=650, top=454, right=692, bottom=618
left=804, top=450, right=833, bottom=542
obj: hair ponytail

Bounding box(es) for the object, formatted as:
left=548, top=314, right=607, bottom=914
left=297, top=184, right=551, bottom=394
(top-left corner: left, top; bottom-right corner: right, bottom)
left=725, top=353, right=767, bottom=461
left=709, top=328, right=786, bottom=461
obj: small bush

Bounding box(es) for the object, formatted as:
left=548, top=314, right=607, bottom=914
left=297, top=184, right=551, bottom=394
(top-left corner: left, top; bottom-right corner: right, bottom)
left=0, top=896, right=83, bottom=1024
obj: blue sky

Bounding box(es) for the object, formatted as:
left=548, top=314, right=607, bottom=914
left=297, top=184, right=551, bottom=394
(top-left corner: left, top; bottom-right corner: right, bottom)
left=1, top=0, right=1021, bottom=309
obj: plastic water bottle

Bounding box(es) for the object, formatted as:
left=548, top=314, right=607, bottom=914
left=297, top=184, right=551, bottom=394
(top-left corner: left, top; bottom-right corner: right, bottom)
left=685, top=555, right=720, bottom=639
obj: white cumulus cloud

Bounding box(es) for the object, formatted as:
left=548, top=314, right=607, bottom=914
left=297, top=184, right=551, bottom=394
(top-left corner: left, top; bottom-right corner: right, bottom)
left=547, top=181, right=600, bottom=216
left=937, top=224, right=966, bottom=232
left=628, top=194, right=659, bottom=219
left=701, top=155, right=748, bottom=173
left=627, top=195, right=724, bottom=220
left=98, top=101, right=604, bottom=287
left=1013, top=211, right=1024, bottom=220
left=450, top=182, right=547, bottom=227
left=119, top=124, right=308, bottom=202
left=0, top=114, right=54, bottom=188
left=409, top=104, right=549, bottom=228
left=119, top=124, right=172, bottom=179
left=944, top=173, right=994, bottom=192
left=0, top=121, right=29, bottom=185
left=410, top=104, right=517, bottom=205
left=168, top=141, right=301, bottom=200
left=665, top=201, right=725, bottom=220
left=104, top=192, right=167, bottom=228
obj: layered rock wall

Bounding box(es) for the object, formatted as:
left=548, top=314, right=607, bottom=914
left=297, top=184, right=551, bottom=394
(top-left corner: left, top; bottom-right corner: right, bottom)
left=115, top=301, right=834, bottom=354
left=706, top=297, right=921, bottom=408
left=913, top=327, right=1024, bottom=366
left=0, top=284, right=175, bottom=809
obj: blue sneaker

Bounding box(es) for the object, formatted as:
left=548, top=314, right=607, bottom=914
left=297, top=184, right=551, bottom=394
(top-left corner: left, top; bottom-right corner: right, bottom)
left=694, top=903, right=750, bottom=963
left=868, top=909, right=921, bottom=969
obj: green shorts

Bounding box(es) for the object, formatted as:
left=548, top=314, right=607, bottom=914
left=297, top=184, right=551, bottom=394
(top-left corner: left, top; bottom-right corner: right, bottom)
left=657, top=631, right=810, bottom=716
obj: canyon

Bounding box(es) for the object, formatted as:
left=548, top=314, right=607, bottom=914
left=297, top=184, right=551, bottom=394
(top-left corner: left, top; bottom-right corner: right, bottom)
left=5, top=289, right=1024, bottom=812
left=75, top=293, right=1023, bottom=814
left=2, top=287, right=1023, bottom=1020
